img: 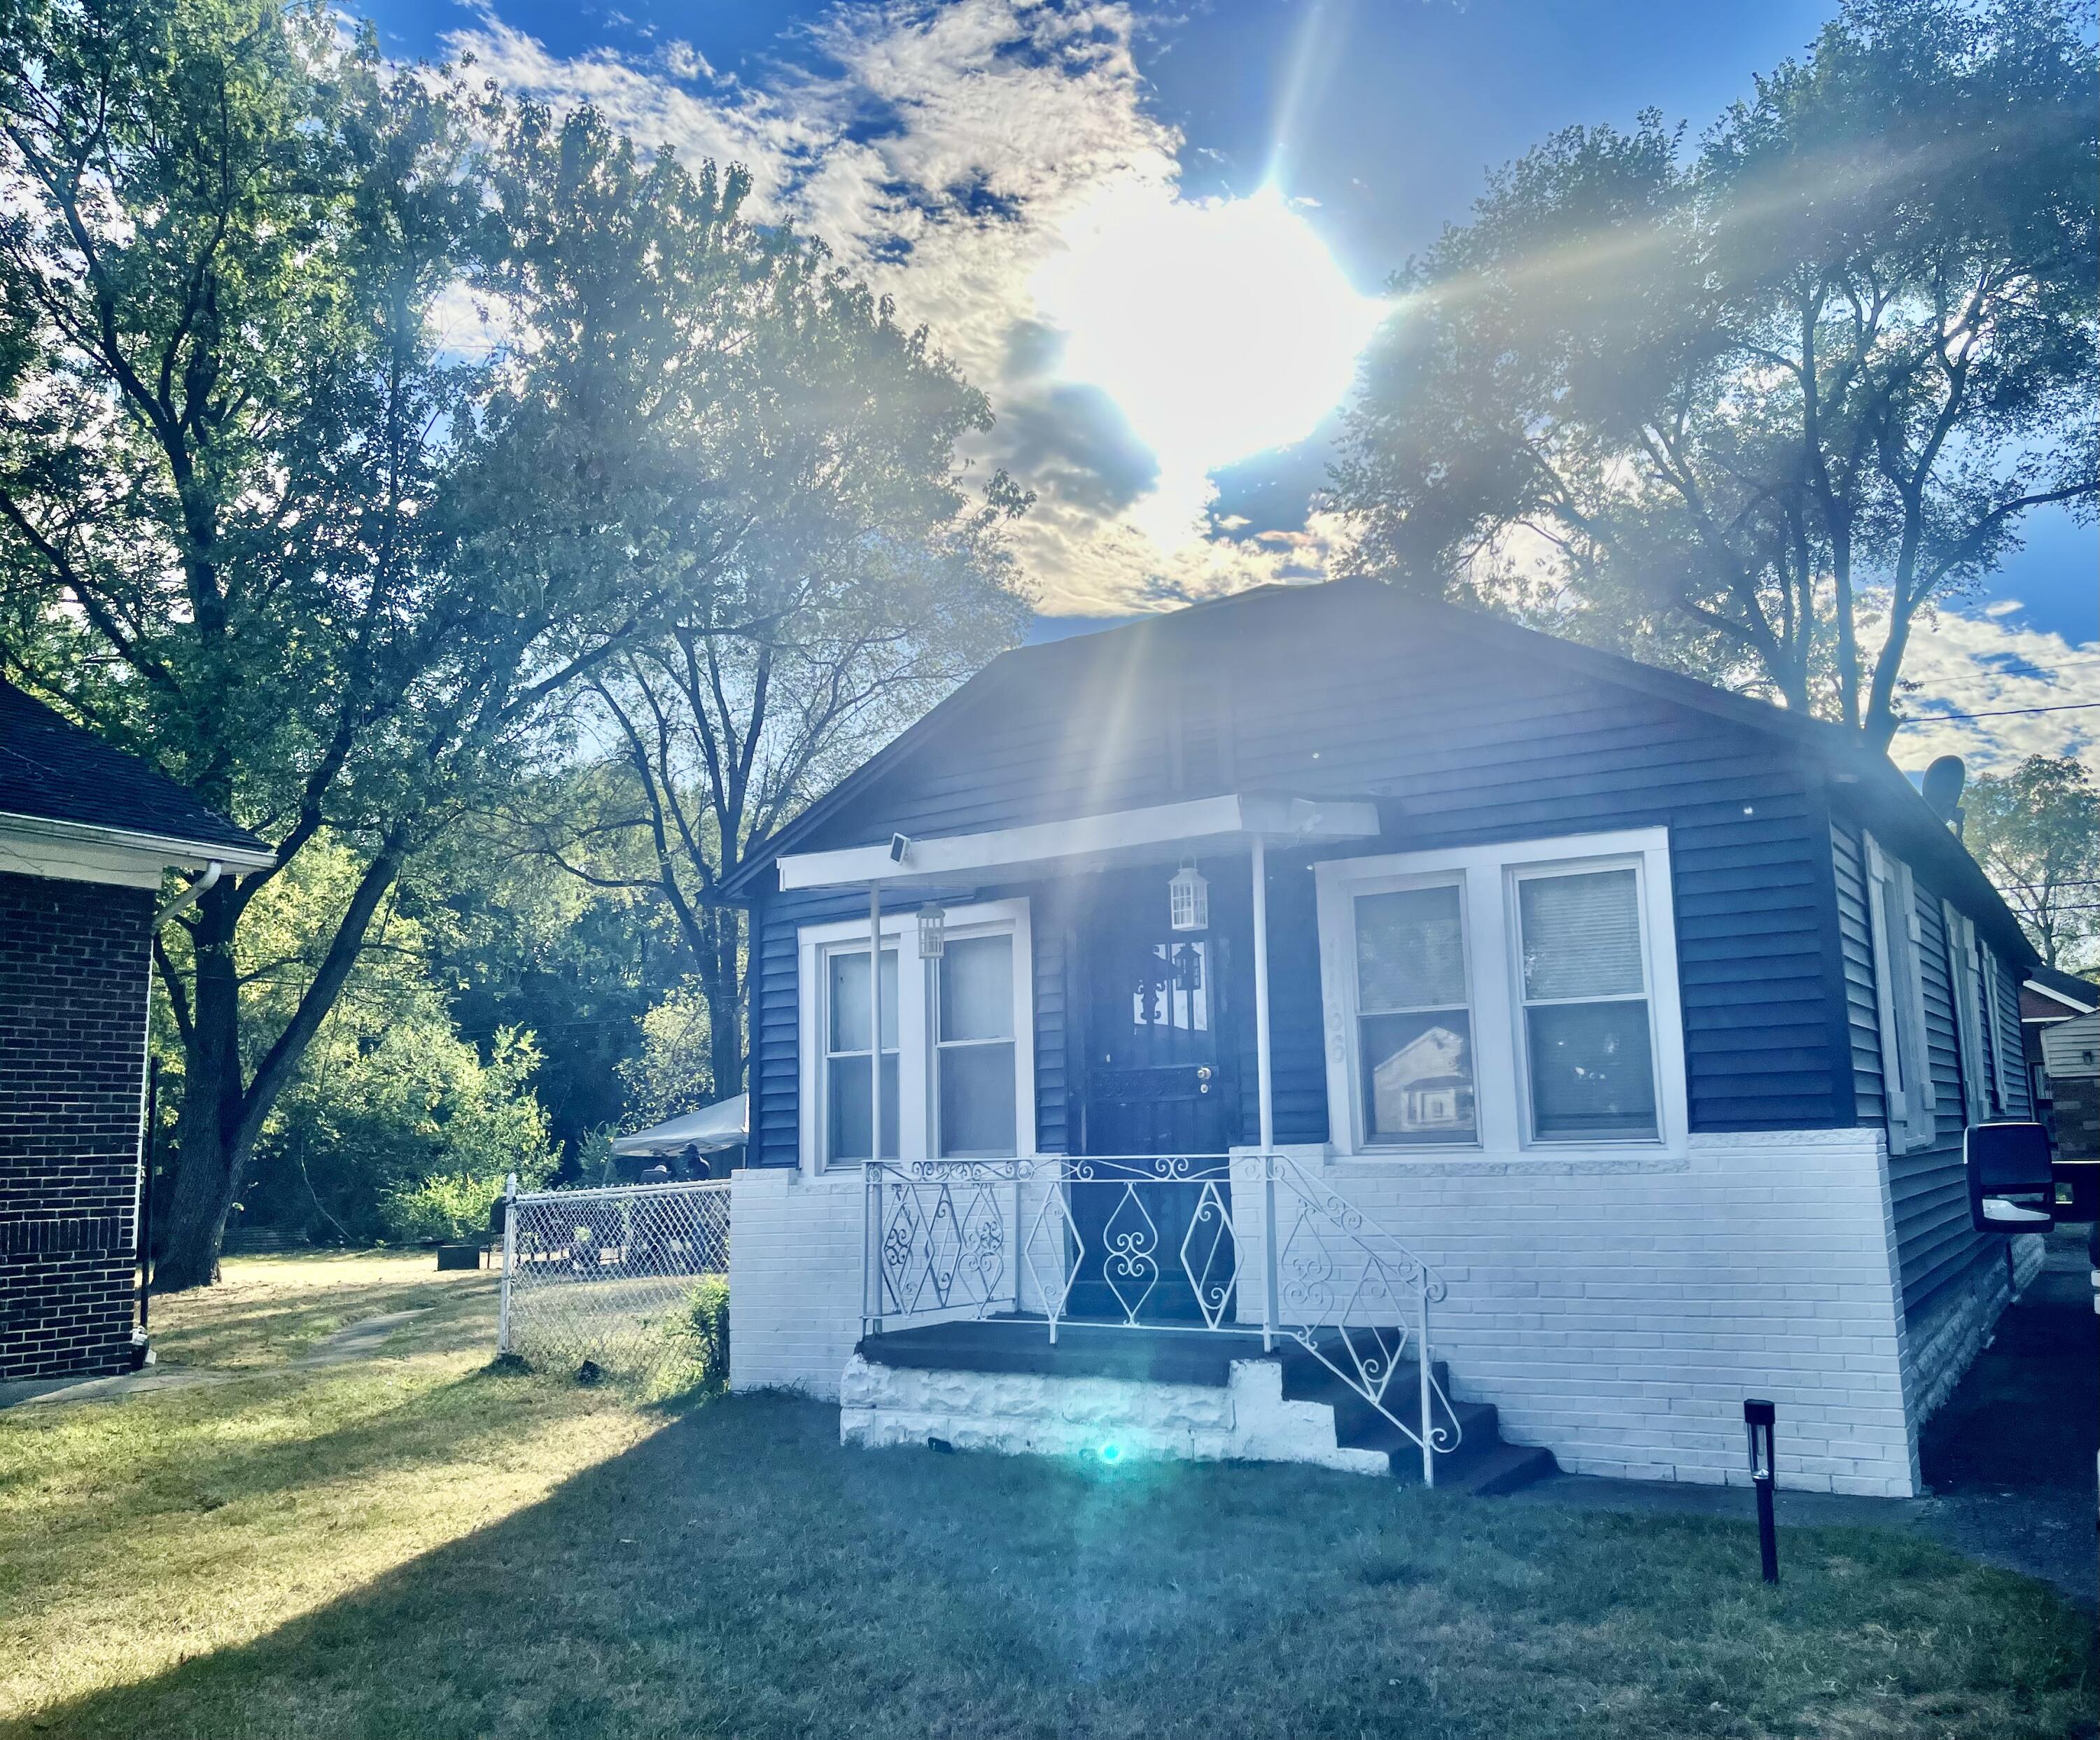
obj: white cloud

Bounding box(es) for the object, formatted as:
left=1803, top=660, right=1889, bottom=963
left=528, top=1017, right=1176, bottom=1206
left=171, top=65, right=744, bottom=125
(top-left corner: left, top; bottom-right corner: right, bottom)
left=440, top=1, right=1368, bottom=615
left=431, top=0, right=2099, bottom=765
left=1888, top=606, right=2100, bottom=778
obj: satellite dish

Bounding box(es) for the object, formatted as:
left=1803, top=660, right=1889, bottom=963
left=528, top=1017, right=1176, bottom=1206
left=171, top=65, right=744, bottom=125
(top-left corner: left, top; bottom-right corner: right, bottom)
left=1922, top=755, right=1966, bottom=825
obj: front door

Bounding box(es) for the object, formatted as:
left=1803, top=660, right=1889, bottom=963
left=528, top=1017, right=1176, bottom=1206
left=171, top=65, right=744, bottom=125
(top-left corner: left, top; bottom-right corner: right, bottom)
left=1070, top=871, right=1238, bottom=1322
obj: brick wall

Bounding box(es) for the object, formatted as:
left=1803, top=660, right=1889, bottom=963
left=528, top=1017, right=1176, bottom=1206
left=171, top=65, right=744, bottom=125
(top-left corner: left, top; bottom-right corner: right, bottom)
left=0, top=870, right=151, bottom=1380
left=2050, top=1074, right=2099, bottom=1161
left=729, top=1167, right=867, bottom=1396
left=734, top=1129, right=1949, bottom=1496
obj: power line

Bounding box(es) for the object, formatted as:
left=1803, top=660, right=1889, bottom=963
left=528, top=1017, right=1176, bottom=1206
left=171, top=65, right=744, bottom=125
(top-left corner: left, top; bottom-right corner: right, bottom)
left=1900, top=701, right=2100, bottom=724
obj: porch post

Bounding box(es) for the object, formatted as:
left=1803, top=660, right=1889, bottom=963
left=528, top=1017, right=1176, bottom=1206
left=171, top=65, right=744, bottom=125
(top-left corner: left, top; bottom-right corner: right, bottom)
left=1252, top=836, right=1278, bottom=1350
left=1250, top=837, right=1275, bottom=1151
left=868, top=883, right=883, bottom=1165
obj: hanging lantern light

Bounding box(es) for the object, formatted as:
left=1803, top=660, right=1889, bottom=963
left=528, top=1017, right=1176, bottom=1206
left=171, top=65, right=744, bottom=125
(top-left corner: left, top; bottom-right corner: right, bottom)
left=916, top=901, right=946, bottom=960
left=1168, top=859, right=1209, bottom=932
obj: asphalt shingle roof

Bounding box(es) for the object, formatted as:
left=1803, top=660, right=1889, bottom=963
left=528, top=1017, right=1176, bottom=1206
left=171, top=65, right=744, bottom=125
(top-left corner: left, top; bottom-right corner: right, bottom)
left=0, top=679, right=268, bottom=856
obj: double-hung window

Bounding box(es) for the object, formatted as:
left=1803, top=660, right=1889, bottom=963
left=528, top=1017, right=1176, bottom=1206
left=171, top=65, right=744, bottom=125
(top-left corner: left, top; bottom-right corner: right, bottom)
left=1944, top=902, right=1996, bottom=1124
left=1511, top=866, right=1659, bottom=1142
left=1317, top=829, right=1683, bottom=1157
left=825, top=946, right=898, bottom=1163
left=935, top=934, right=1018, bottom=1157
left=1352, top=882, right=1476, bottom=1145
left=798, top=899, right=1034, bottom=1170
left=1863, top=834, right=1935, bottom=1152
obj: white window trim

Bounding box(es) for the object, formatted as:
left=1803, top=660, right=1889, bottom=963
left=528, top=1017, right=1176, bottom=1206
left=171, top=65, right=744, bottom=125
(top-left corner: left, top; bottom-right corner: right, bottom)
left=797, top=897, right=1035, bottom=1174
left=1315, top=827, right=1687, bottom=1161
left=1863, top=834, right=1935, bottom=1152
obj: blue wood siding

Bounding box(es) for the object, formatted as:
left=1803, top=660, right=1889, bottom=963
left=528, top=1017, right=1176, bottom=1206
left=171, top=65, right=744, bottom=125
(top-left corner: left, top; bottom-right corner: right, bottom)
left=751, top=606, right=1856, bottom=1166
left=1830, top=815, right=2036, bottom=1317
left=745, top=591, right=2033, bottom=1288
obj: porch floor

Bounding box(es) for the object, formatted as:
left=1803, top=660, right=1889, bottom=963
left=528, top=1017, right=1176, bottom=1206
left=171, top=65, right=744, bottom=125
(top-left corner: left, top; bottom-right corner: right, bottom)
left=857, top=1318, right=1272, bottom=1386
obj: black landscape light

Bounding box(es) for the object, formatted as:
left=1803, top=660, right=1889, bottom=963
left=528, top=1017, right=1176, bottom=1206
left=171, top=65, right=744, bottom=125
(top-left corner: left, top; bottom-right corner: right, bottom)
left=1744, top=1398, right=1778, bottom=1585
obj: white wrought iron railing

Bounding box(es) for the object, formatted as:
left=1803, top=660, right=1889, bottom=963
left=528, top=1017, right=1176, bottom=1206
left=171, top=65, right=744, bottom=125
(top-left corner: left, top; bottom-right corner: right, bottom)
left=862, top=1153, right=1460, bottom=1484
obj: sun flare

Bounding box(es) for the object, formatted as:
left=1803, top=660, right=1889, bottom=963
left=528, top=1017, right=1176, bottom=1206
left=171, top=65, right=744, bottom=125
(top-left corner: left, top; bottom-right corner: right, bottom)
left=1031, top=185, right=1387, bottom=548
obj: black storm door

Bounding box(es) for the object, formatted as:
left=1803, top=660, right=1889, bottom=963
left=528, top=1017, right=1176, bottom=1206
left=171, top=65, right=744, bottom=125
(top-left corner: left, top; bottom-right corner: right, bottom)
left=1070, top=871, right=1238, bottom=1323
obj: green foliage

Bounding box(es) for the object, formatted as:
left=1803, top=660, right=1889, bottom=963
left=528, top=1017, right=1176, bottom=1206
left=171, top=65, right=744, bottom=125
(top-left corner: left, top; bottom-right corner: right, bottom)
left=484, top=104, right=1030, bottom=1114
left=669, top=1275, right=732, bottom=1393
left=0, top=8, right=1024, bottom=1277
left=1964, top=756, right=2100, bottom=971
left=383, top=1172, right=505, bottom=1246
left=181, top=841, right=557, bottom=1243
left=1332, top=0, right=2096, bottom=745
left=621, top=981, right=715, bottom=1125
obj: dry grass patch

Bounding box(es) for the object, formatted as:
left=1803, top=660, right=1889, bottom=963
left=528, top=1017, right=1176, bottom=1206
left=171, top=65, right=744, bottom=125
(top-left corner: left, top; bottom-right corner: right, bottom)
left=1, top=1254, right=2092, bottom=1739
left=148, top=1249, right=496, bottom=1369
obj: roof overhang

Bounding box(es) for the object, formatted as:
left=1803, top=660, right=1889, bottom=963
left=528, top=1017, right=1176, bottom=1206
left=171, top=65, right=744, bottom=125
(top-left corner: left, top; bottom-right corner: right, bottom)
left=2024, top=978, right=2096, bottom=1018
left=0, top=811, right=276, bottom=890
left=775, top=792, right=1380, bottom=893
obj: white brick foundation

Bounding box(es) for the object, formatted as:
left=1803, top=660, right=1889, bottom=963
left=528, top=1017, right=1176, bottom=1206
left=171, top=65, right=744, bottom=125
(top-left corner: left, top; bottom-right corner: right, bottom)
left=839, top=1352, right=1388, bottom=1473
left=1215, top=1130, right=1921, bottom=1496
left=732, top=1129, right=2009, bottom=1497
left=727, top=1167, right=866, bottom=1396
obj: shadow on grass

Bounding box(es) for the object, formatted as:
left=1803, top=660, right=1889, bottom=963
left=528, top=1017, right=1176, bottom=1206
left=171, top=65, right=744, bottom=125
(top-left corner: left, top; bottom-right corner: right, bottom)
left=7, top=1394, right=2092, bottom=1740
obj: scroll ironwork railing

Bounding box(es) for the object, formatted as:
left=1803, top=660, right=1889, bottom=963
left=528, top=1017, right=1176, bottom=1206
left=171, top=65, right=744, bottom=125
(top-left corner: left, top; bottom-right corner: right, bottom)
left=861, top=1153, right=1460, bottom=1484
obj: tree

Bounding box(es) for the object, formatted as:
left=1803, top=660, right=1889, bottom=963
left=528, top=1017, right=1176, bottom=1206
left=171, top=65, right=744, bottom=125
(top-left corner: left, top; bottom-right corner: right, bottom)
left=0, top=3, right=643, bottom=1286
left=490, top=109, right=1031, bottom=1103
left=197, top=840, right=558, bottom=1245
left=1331, top=0, right=2097, bottom=745
left=1963, top=755, right=2100, bottom=972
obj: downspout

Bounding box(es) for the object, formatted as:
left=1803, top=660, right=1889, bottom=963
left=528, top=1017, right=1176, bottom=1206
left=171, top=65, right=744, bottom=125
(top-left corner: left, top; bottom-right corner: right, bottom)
left=153, top=858, right=223, bottom=929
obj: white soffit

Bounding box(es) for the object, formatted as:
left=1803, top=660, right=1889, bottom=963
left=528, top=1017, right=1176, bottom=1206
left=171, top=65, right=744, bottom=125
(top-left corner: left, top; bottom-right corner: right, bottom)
left=0, top=812, right=276, bottom=890
left=776, top=792, right=1380, bottom=892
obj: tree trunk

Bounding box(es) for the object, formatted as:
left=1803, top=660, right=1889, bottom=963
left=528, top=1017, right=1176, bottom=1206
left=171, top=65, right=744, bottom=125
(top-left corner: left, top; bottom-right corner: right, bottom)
left=703, top=906, right=745, bottom=1102
left=154, top=883, right=249, bottom=1291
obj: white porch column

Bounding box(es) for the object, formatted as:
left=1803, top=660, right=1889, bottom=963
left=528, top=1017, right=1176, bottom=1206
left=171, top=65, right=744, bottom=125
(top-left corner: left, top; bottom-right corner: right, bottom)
left=868, top=883, right=883, bottom=1163
left=1250, top=836, right=1274, bottom=1151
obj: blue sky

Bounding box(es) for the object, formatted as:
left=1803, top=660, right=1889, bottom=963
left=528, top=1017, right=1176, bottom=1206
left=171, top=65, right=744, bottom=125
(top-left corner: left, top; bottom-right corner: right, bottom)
left=377, top=0, right=2093, bottom=767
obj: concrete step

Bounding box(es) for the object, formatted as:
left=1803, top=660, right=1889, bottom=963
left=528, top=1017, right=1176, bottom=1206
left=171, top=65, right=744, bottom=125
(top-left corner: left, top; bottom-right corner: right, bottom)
left=1278, top=1335, right=1557, bottom=1496
left=1408, top=1440, right=1562, bottom=1496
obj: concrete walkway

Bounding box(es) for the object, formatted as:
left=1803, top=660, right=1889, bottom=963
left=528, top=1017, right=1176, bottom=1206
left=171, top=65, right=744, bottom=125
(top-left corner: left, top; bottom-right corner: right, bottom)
left=1511, top=1228, right=2098, bottom=1607
left=0, top=1307, right=430, bottom=1411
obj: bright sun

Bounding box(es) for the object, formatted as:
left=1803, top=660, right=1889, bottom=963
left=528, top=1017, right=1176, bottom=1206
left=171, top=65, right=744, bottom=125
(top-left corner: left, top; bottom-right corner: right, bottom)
left=1031, top=185, right=1387, bottom=547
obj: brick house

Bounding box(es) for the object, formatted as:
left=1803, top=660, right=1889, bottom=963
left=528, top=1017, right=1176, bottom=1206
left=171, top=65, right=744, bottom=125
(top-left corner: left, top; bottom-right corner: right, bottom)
left=0, top=680, right=271, bottom=1382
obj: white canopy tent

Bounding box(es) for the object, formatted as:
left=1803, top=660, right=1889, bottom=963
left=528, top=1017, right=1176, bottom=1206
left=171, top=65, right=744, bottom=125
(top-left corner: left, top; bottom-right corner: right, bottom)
left=611, top=1093, right=748, bottom=1158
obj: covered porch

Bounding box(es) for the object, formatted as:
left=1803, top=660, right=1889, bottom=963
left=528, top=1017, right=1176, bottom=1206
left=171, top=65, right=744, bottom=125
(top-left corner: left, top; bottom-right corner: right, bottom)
left=774, top=792, right=1511, bottom=1487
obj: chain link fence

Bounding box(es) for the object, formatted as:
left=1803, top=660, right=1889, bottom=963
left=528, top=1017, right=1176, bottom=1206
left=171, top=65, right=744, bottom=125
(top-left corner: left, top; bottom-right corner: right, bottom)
left=498, top=1179, right=729, bottom=1385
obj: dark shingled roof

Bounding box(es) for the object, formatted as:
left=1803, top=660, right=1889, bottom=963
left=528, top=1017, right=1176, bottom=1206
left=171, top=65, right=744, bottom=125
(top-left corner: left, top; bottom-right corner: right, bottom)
left=0, top=679, right=269, bottom=857
left=2028, top=961, right=2100, bottom=1009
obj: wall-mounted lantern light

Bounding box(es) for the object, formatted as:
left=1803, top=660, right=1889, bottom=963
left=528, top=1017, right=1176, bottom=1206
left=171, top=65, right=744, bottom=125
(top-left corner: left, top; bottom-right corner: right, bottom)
left=1168, top=860, right=1209, bottom=932
left=917, top=902, right=946, bottom=960
left=1744, top=1398, right=1778, bottom=1584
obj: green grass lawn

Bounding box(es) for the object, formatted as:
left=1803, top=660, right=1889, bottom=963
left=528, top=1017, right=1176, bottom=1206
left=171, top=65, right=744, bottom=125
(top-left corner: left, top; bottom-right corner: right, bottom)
left=1, top=1257, right=2091, bottom=1739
